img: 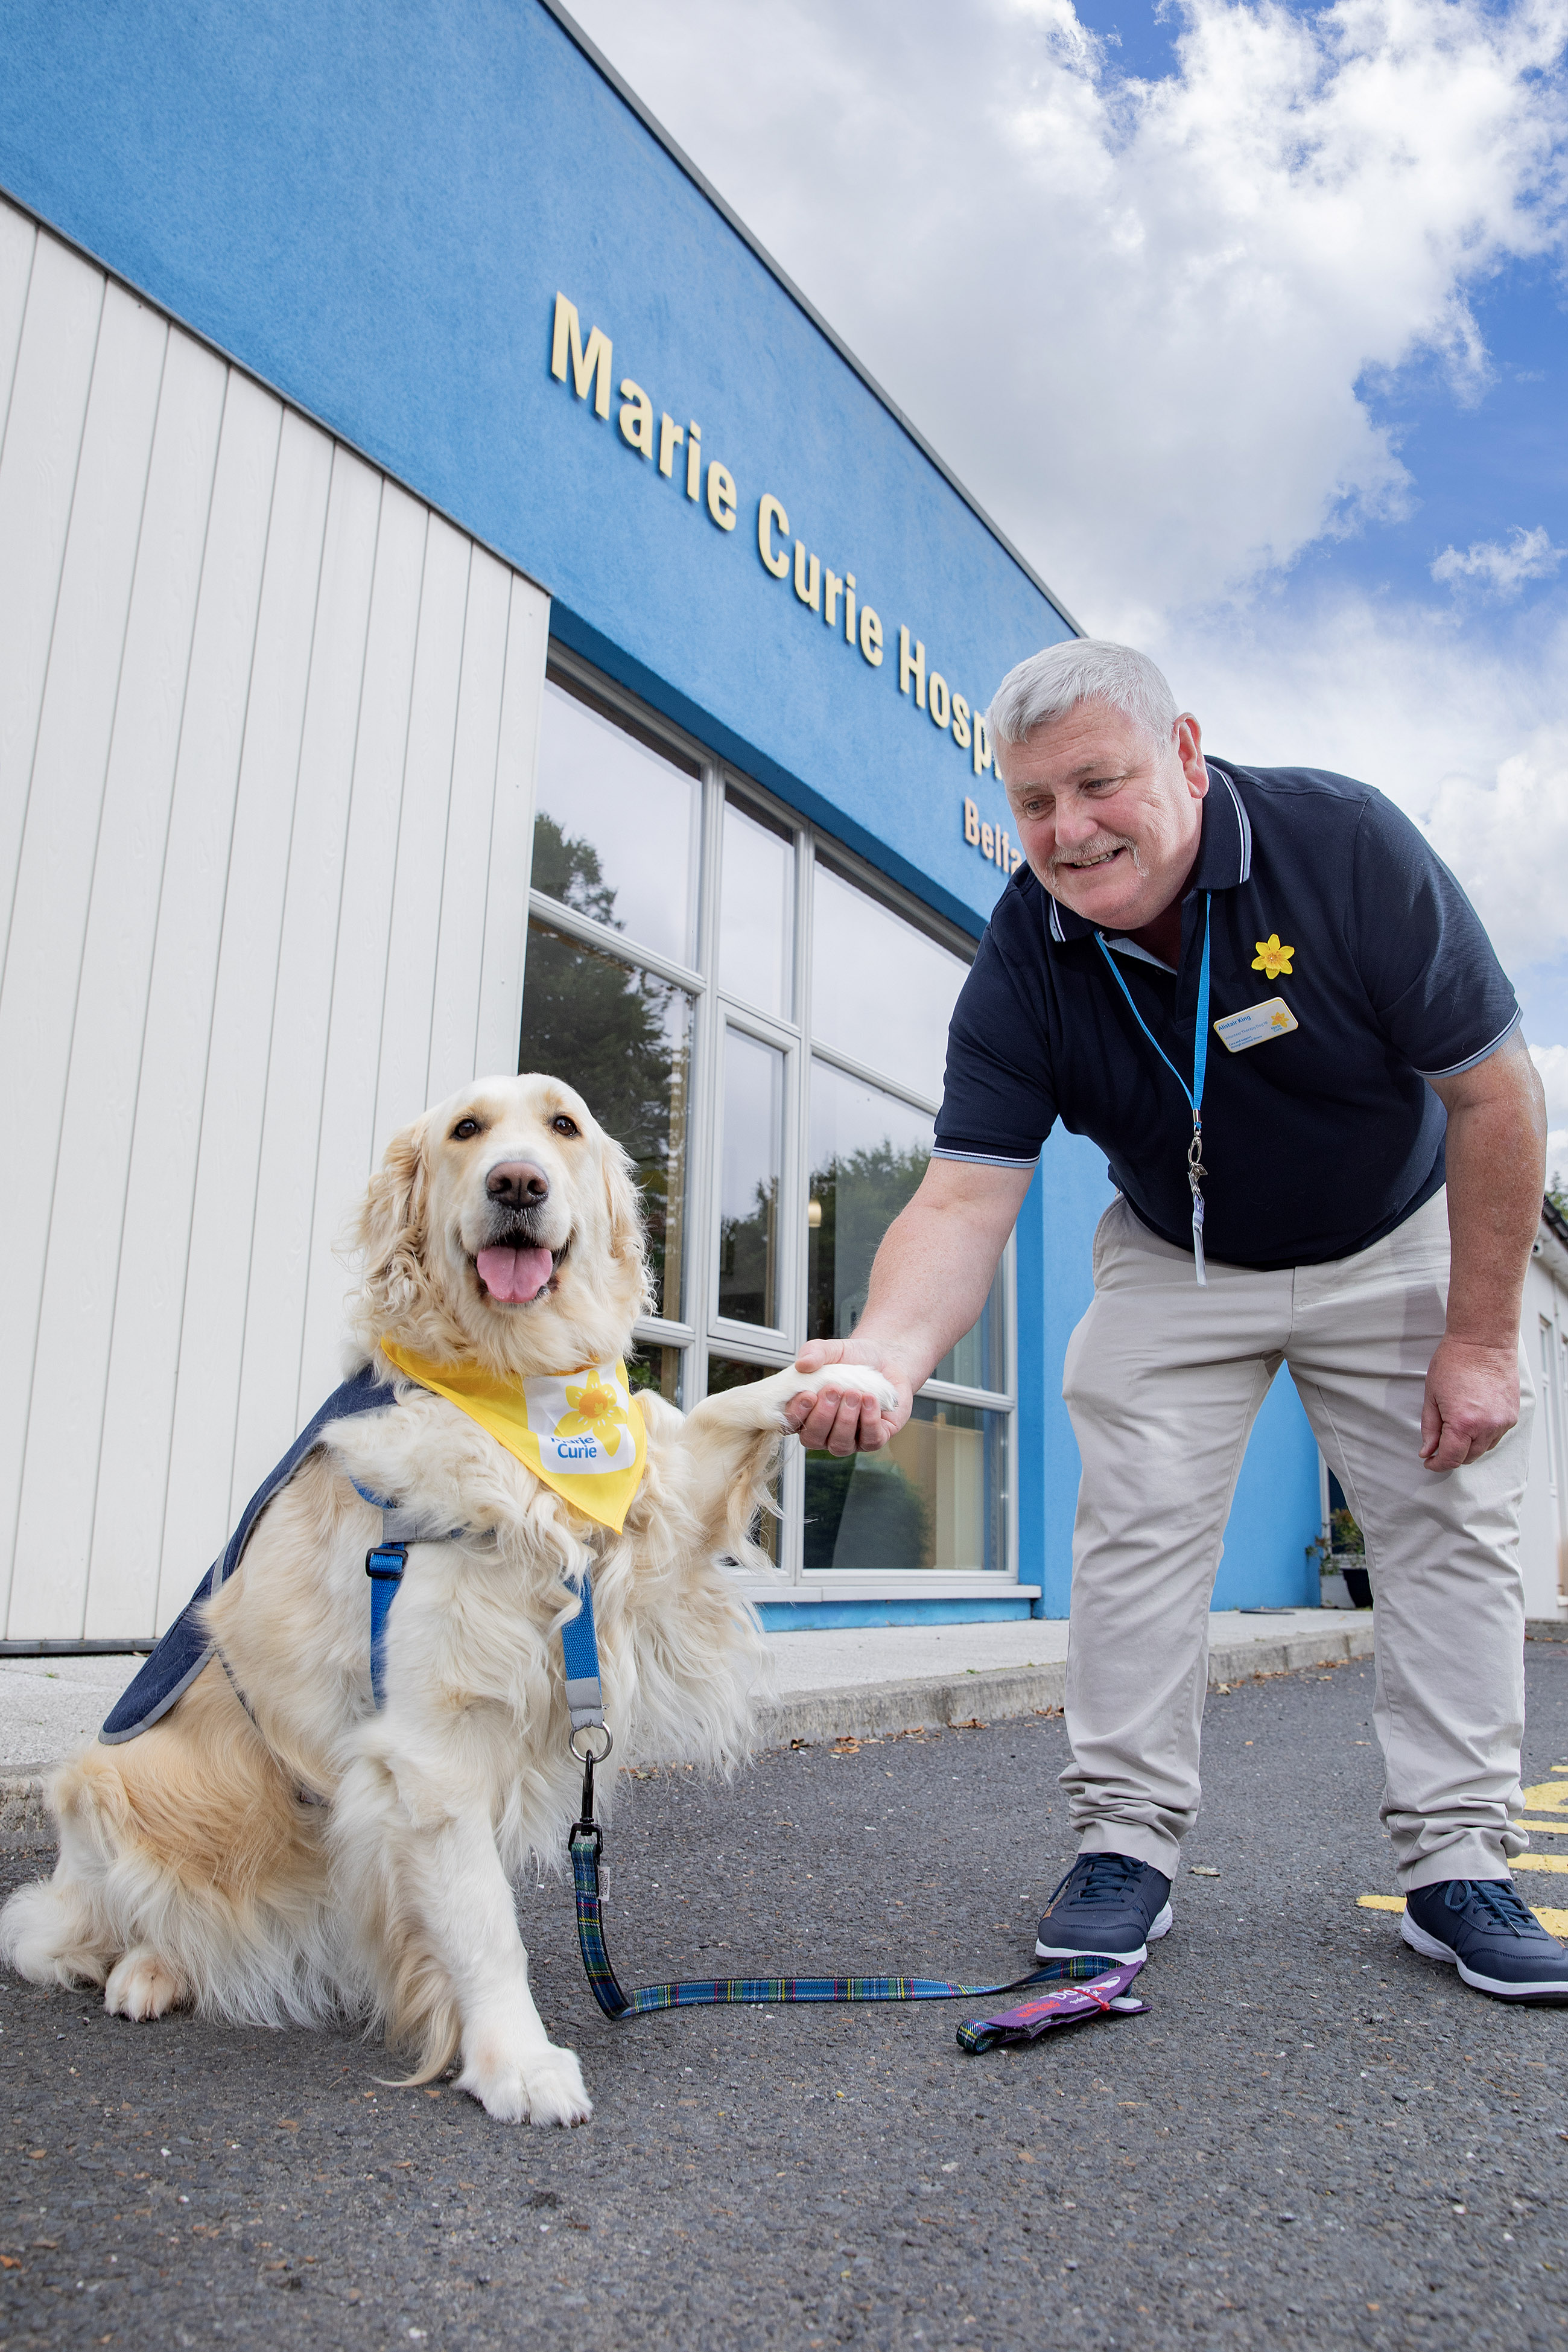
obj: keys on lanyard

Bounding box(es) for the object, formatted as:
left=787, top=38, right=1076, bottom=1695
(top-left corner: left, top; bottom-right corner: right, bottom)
left=1094, top=893, right=1213, bottom=1286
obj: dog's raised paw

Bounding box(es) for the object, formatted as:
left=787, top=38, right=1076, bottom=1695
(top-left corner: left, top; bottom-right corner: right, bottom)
left=104, top=1946, right=185, bottom=2020
left=788, top=1364, right=900, bottom=1417
left=457, top=2042, right=593, bottom=2127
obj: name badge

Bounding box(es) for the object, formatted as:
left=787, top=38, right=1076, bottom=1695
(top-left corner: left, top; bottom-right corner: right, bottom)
left=1213, top=997, right=1298, bottom=1054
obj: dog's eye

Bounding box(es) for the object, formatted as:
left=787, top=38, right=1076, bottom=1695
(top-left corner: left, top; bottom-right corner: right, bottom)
left=551, top=1115, right=580, bottom=1137
left=450, top=1118, right=482, bottom=1141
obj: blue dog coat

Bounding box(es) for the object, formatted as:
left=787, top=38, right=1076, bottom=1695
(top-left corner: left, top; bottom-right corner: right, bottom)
left=100, top=1364, right=397, bottom=1744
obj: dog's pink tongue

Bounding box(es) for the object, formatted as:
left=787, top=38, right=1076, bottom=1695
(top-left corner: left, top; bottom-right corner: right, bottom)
left=476, top=1245, right=554, bottom=1302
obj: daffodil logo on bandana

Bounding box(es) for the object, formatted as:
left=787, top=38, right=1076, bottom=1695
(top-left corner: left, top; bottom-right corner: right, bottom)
left=1251, top=933, right=1294, bottom=979
left=378, top=1343, right=646, bottom=1531
left=531, top=1369, right=634, bottom=1476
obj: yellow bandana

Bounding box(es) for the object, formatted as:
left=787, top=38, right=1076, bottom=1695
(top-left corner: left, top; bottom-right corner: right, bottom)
left=378, top=1342, right=647, bottom=1533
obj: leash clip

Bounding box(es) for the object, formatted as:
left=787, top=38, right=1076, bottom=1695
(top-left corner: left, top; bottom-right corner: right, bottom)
left=570, top=1739, right=605, bottom=1864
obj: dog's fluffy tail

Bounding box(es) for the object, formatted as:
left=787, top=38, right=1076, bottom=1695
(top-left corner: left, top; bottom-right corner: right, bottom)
left=0, top=1872, right=109, bottom=1990
left=2, top=1671, right=355, bottom=2029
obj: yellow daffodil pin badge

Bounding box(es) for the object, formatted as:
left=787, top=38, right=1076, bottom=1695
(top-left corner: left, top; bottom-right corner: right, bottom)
left=1251, top=933, right=1294, bottom=979
left=556, top=1377, right=629, bottom=1449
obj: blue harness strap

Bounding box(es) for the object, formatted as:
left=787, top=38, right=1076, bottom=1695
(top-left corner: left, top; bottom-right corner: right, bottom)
left=101, top=1364, right=398, bottom=1744
left=365, top=1545, right=408, bottom=1711
left=356, top=1484, right=471, bottom=1711
left=558, top=1574, right=605, bottom=1737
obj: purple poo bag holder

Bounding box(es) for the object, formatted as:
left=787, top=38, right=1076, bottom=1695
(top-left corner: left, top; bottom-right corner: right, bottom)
left=957, top=1954, right=1149, bottom=2053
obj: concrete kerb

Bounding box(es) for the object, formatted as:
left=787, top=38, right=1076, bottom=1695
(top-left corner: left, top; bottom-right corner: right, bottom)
left=0, top=1621, right=1383, bottom=1841
left=754, top=1617, right=1379, bottom=1749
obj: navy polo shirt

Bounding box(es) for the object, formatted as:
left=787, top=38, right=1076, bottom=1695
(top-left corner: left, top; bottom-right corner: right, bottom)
left=933, top=758, right=1520, bottom=1270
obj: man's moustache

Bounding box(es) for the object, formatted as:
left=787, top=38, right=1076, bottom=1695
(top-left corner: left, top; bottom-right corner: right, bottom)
left=1050, top=839, right=1140, bottom=879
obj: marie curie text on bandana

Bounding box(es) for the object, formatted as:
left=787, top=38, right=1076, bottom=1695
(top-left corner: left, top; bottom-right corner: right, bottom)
left=526, top=1366, right=636, bottom=1478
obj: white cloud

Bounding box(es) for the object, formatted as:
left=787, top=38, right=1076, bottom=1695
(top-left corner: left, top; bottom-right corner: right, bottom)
left=1426, top=729, right=1568, bottom=974
left=571, top=0, right=1568, bottom=977
left=1140, top=585, right=1568, bottom=968
left=1432, top=525, right=1566, bottom=596
left=572, top=0, right=1568, bottom=626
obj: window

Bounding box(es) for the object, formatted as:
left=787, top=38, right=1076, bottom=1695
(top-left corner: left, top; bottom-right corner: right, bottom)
left=519, top=655, right=1016, bottom=1593
left=533, top=672, right=700, bottom=965
left=1543, top=1315, right=1568, bottom=1601
left=521, top=918, right=690, bottom=1320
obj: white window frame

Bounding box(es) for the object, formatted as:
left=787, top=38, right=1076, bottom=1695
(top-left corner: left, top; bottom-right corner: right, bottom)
left=1543, top=1312, right=1568, bottom=1601
left=527, top=643, right=1020, bottom=1600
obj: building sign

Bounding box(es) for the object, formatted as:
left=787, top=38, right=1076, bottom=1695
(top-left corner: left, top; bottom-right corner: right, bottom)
left=551, top=293, right=1025, bottom=882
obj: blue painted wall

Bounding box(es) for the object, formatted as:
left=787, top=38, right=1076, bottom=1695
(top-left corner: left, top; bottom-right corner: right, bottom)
left=0, top=0, right=1325, bottom=1615
left=1211, top=1374, right=1324, bottom=1611
left=0, top=0, right=1070, bottom=938
left=1018, top=1136, right=1323, bottom=1618
left=1018, top=1134, right=1116, bottom=1619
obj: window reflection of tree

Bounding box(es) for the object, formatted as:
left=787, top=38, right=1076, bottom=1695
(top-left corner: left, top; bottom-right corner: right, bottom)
left=804, top=1138, right=933, bottom=1568
left=521, top=815, right=687, bottom=1318
left=807, top=1140, right=930, bottom=1342
left=718, top=1176, right=778, bottom=1326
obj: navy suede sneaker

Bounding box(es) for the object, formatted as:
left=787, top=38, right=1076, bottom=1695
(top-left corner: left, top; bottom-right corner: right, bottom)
left=1035, top=1851, right=1173, bottom=1963
left=1403, top=1878, right=1568, bottom=2001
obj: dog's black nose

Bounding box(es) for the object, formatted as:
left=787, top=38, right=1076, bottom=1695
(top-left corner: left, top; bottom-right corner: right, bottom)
left=486, top=1160, right=550, bottom=1206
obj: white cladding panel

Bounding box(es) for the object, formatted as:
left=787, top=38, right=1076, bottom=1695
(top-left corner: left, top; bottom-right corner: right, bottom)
left=0, top=203, right=548, bottom=1639
left=1522, top=1235, right=1568, bottom=1623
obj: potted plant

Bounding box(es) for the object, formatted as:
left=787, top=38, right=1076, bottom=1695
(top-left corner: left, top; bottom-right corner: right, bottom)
left=1311, top=1507, right=1371, bottom=1608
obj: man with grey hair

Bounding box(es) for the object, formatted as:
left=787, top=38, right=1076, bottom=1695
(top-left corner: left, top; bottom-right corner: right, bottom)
left=785, top=639, right=1563, bottom=2003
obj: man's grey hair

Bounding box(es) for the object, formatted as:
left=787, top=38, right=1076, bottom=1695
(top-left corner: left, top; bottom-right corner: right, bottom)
left=988, top=639, right=1179, bottom=751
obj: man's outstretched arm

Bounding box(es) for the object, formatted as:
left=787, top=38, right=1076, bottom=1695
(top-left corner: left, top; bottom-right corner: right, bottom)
left=1423, top=1029, right=1546, bottom=1472
left=780, top=1157, right=1034, bottom=1456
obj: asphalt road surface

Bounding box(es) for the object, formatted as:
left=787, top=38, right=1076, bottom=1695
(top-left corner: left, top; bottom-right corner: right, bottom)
left=4, top=1647, right=1567, bottom=2351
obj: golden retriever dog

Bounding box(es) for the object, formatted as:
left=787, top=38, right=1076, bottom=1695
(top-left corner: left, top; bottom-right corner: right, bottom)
left=1, top=1073, right=894, bottom=2125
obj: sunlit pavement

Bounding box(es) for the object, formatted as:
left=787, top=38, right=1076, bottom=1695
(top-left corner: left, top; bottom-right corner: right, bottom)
left=3, top=1645, right=1566, bottom=2350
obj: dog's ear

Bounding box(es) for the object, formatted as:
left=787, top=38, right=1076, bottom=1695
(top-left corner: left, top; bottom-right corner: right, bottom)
left=602, top=1137, right=652, bottom=1306
left=355, top=1117, right=430, bottom=1330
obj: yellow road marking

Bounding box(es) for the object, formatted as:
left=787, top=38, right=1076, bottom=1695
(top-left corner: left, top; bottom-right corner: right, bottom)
left=1516, top=1819, right=1568, bottom=1834
left=1357, top=1893, right=1568, bottom=1936
left=1512, top=1852, right=1568, bottom=1874
left=1520, top=1784, right=1568, bottom=1813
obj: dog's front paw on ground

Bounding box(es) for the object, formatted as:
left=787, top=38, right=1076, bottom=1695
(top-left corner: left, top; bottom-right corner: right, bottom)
left=457, top=2041, right=592, bottom=2126
left=104, top=1946, right=185, bottom=2020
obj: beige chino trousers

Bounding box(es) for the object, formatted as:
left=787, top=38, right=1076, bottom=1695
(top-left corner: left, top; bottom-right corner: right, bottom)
left=1059, top=1189, right=1534, bottom=1891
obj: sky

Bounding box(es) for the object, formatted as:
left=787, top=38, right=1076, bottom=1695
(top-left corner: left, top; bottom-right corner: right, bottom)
left=567, top=0, right=1568, bottom=1178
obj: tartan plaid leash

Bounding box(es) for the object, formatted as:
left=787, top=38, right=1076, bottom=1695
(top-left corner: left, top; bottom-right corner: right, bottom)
left=560, top=1571, right=1150, bottom=2051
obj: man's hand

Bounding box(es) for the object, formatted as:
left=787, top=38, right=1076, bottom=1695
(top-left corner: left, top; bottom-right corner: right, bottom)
left=781, top=1340, right=913, bottom=1456
left=1420, top=1336, right=1521, bottom=1471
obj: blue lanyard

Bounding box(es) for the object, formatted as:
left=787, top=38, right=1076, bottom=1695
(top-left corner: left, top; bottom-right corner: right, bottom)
left=1094, top=893, right=1212, bottom=1285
